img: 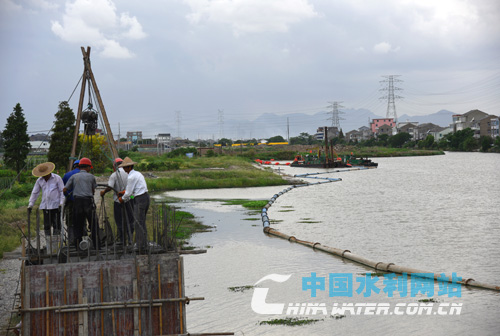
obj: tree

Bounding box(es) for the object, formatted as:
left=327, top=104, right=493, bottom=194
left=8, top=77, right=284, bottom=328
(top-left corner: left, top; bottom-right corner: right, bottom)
left=48, top=101, right=76, bottom=172
left=218, top=138, right=232, bottom=146
left=418, top=134, right=435, bottom=149
left=2, top=103, right=31, bottom=177
left=268, top=135, right=286, bottom=143
left=389, top=132, right=412, bottom=148
left=442, top=128, right=475, bottom=151
left=78, top=133, right=110, bottom=173
left=480, top=136, right=493, bottom=152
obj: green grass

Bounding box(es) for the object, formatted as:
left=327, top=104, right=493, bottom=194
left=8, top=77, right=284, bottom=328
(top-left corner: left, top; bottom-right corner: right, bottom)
left=222, top=199, right=268, bottom=209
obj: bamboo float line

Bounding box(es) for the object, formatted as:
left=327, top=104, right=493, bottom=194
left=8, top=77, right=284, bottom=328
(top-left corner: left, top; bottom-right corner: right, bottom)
left=261, top=170, right=500, bottom=292
left=16, top=297, right=204, bottom=314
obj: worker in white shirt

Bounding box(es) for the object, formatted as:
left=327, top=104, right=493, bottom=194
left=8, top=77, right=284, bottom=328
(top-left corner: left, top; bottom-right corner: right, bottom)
left=28, top=162, right=65, bottom=238
left=117, top=157, right=150, bottom=250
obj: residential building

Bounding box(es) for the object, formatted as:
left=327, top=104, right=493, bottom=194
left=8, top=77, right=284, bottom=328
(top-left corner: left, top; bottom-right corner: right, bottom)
left=430, top=127, right=453, bottom=142
left=126, top=131, right=142, bottom=145
left=314, top=126, right=339, bottom=141
left=451, top=109, right=489, bottom=135
left=376, top=124, right=394, bottom=137
left=370, top=118, right=395, bottom=133
left=156, top=133, right=172, bottom=155
left=397, top=122, right=419, bottom=140
left=479, top=115, right=500, bottom=138
left=415, top=123, right=443, bottom=140
left=29, top=141, right=50, bottom=153
left=345, top=129, right=361, bottom=142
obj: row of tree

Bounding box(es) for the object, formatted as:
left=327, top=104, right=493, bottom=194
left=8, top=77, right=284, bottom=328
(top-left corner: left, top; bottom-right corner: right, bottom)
left=1, top=102, right=78, bottom=177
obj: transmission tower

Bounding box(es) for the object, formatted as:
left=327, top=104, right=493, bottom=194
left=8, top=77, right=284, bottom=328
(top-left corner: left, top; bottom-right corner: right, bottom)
left=218, top=109, right=224, bottom=139
left=175, top=110, right=181, bottom=138
left=380, top=75, right=403, bottom=122
left=326, top=101, right=345, bottom=128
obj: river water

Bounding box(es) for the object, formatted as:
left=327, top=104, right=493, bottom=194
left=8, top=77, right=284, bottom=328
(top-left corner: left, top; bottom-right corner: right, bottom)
left=158, top=152, right=500, bottom=336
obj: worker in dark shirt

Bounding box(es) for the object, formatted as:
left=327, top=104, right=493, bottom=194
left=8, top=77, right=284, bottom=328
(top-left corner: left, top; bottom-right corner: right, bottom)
left=64, top=158, right=100, bottom=250
left=62, top=159, right=80, bottom=246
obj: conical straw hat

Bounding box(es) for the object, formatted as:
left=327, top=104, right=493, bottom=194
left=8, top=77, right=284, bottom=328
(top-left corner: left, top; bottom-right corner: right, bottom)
left=32, top=162, right=55, bottom=177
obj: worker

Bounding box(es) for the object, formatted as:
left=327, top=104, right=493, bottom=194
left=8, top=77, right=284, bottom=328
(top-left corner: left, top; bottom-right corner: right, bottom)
left=100, top=158, right=134, bottom=245
left=62, top=159, right=80, bottom=246
left=63, top=157, right=100, bottom=250
left=28, top=162, right=65, bottom=240
left=118, top=157, right=150, bottom=250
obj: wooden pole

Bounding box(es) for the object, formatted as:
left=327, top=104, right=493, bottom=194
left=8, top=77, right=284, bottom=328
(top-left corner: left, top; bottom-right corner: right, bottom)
left=81, top=46, right=119, bottom=158
left=69, top=46, right=89, bottom=171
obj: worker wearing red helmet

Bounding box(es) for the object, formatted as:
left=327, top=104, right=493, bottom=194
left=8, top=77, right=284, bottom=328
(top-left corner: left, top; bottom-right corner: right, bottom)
left=63, top=157, right=100, bottom=251
left=100, top=158, right=134, bottom=245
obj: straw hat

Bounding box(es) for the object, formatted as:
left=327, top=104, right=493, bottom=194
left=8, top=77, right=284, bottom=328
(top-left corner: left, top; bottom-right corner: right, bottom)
left=32, top=162, right=55, bottom=177
left=118, top=157, right=137, bottom=168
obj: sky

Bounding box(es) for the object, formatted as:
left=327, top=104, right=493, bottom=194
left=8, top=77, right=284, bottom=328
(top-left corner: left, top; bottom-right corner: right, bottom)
left=1, top=0, right=499, bottom=140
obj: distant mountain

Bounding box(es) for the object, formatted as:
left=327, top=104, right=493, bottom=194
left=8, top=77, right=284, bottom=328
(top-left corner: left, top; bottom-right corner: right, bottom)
left=398, top=110, right=454, bottom=127
left=222, top=108, right=456, bottom=139
left=138, top=109, right=456, bottom=140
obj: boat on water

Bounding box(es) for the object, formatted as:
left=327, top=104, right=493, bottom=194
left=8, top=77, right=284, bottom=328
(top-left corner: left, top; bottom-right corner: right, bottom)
left=291, top=153, right=378, bottom=168
left=291, top=153, right=349, bottom=168
left=342, top=154, right=378, bottom=167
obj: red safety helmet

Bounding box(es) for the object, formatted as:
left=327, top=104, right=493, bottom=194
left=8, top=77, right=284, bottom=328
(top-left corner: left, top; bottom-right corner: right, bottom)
left=79, top=157, right=93, bottom=168
left=114, top=158, right=123, bottom=164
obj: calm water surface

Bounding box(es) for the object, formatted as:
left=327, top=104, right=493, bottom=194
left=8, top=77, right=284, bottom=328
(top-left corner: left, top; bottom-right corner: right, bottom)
left=159, top=152, right=500, bottom=336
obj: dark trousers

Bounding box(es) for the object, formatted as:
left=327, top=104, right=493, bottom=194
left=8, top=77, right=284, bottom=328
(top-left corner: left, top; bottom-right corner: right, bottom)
left=114, top=201, right=134, bottom=244
left=133, top=193, right=150, bottom=248
left=43, top=208, right=61, bottom=235
left=73, top=197, right=100, bottom=249
left=64, top=199, right=75, bottom=243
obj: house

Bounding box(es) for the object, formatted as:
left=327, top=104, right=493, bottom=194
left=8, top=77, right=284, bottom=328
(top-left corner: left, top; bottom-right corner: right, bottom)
left=156, top=133, right=172, bottom=154
left=29, top=141, right=50, bottom=153
left=346, top=129, right=362, bottom=142
left=370, top=118, right=395, bottom=133
left=451, top=109, right=489, bottom=135
left=126, top=131, right=143, bottom=145
left=358, top=126, right=372, bottom=140
left=479, top=115, right=500, bottom=138
left=415, top=123, right=444, bottom=140
left=314, top=126, right=339, bottom=140
left=397, top=122, right=419, bottom=140
left=376, top=124, right=394, bottom=137
left=430, top=127, right=453, bottom=142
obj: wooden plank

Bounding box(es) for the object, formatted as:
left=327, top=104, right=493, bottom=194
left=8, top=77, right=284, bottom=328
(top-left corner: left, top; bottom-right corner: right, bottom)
left=133, top=279, right=139, bottom=336
left=78, top=277, right=83, bottom=336
left=46, top=271, right=49, bottom=335
left=21, top=262, right=29, bottom=336
left=63, top=271, right=67, bottom=336
left=157, top=263, right=163, bottom=334
left=100, top=268, right=104, bottom=336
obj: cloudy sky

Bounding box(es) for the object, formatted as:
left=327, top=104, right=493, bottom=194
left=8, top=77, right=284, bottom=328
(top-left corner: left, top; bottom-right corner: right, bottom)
left=1, top=0, right=499, bottom=140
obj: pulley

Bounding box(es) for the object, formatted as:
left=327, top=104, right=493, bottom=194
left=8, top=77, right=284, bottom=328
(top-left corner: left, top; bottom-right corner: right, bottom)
left=81, top=102, right=98, bottom=135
